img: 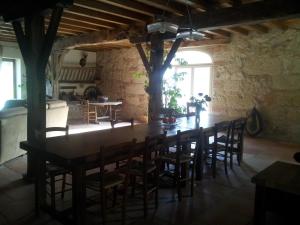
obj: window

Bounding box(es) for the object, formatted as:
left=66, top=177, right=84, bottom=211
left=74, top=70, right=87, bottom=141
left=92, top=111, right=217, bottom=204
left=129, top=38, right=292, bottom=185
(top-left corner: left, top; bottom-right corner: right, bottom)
left=163, top=51, right=212, bottom=112
left=0, top=58, right=17, bottom=109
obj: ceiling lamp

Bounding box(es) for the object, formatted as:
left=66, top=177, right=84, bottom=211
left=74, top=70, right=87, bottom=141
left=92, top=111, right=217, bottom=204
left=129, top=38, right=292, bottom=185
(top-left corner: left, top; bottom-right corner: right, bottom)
left=176, top=1, right=203, bottom=41
left=146, top=0, right=178, bottom=34
left=147, top=21, right=179, bottom=34
left=176, top=29, right=204, bottom=40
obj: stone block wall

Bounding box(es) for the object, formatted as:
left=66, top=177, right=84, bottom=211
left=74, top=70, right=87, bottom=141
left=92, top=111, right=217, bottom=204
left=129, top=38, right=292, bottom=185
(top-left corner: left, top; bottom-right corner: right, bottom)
left=96, top=47, right=148, bottom=122
left=203, top=27, right=300, bottom=143
left=96, top=26, right=300, bottom=143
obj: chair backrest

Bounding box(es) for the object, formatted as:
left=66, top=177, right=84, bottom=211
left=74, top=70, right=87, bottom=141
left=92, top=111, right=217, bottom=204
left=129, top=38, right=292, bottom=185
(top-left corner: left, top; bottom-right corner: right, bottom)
left=176, top=128, right=203, bottom=160
left=98, top=139, right=137, bottom=187
left=230, top=117, right=246, bottom=146
left=144, top=131, right=167, bottom=160
left=46, top=125, right=69, bottom=136
left=213, top=121, right=232, bottom=149
left=186, top=102, right=197, bottom=116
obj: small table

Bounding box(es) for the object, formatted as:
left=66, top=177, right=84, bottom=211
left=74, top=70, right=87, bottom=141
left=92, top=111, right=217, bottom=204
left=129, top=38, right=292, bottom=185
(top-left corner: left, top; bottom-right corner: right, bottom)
left=89, top=101, right=122, bottom=121
left=251, top=161, right=300, bottom=225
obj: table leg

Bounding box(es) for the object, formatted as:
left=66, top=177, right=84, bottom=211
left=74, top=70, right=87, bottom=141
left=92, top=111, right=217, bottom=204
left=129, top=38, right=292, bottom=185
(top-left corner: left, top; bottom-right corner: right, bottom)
left=254, top=185, right=266, bottom=225
left=35, top=155, right=47, bottom=214
left=72, top=166, right=86, bottom=225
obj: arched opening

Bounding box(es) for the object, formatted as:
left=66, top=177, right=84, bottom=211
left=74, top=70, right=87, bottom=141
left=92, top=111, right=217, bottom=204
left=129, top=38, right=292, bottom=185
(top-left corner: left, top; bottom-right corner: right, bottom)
left=163, top=50, right=213, bottom=113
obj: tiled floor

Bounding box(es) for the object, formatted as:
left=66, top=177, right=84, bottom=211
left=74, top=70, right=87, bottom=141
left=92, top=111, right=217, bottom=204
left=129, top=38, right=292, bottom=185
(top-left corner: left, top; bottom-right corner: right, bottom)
left=0, top=133, right=300, bottom=225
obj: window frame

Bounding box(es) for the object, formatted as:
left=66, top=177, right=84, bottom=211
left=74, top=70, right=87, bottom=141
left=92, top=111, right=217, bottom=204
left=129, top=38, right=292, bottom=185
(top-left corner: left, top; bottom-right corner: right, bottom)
left=1, top=58, right=17, bottom=98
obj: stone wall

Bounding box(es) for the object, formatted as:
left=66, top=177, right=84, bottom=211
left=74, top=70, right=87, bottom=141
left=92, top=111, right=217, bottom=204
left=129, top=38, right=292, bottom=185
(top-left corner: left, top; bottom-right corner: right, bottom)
left=96, top=27, right=300, bottom=143
left=202, top=27, right=300, bottom=143
left=96, top=47, right=148, bottom=122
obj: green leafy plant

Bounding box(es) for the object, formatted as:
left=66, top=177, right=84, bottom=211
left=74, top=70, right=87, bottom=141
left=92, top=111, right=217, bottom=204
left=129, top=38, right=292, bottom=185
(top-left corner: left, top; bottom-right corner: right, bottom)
left=131, top=71, right=145, bottom=79
left=163, top=71, right=186, bottom=114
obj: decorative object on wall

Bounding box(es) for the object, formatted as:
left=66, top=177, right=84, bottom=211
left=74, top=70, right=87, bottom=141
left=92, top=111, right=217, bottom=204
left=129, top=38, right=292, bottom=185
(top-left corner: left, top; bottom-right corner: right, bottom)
left=79, top=51, right=88, bottom=67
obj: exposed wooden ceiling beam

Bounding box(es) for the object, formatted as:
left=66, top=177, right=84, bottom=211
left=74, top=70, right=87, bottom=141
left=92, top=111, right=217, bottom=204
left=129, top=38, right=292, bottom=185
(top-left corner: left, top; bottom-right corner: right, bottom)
left=232, top=0, right=242, bottom=7
left=57, top=28, right=80, bottom=35
left=164, top=38, right=230, bottom=49
left=62, top=12, right=116, bottom=29
left=200, top=31, right=215, bottom=39
left=224, top=26, right=249, bottom=35
left=74, top=0, right=148, bottom=23
left=168, top=0, right=300, bottom=31
left=174, top=0, right=206, bottom=12
left=96, top=0, right=162, bottom=17
left=271, top=20, right=289, bottom=30
left=60, top=18, right=110, bottom=31
left=66, top=6, right=131, bottom=26
left=135, top=0, right=185, bottom=16
left=53, top=28, right=128, bottom=49
left=246, top=24, right=269, bottom=33
left=205, top=29, right=231, bottom=38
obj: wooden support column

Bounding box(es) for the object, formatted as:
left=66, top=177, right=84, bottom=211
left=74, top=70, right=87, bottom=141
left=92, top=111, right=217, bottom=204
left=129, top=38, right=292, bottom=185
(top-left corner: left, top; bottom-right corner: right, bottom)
left=12, top=6, right=64, bottom=209
left=135, top=34, right=182, bottom=122
left=148, top=33, right=164, bottom=122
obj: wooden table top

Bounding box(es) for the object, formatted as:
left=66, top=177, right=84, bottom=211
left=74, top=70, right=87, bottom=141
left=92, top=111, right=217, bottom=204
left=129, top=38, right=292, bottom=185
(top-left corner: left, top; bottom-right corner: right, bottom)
left=20, top=113, right=233, bottom=166
left=89, top=101, right=122, bottom=106
left=251, top=161, right=300, bottom=196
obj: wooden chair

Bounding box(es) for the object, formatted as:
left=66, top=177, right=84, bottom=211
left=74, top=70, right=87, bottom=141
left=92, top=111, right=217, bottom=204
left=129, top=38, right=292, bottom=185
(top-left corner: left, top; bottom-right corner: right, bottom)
left=205, top=121, right=232, bottom=178
left=112, top=98, right=124, bottom=121
left=122, top=133, right=167, bottom=217
left=229, top=117, right=246, bottom=168
left=45, top=126, right=71, bottom=210
left=159, top=129, right=202, bottom=201
left=82, top=100, right=97, bottom=124
left=85, top=139, right=137, bottom=225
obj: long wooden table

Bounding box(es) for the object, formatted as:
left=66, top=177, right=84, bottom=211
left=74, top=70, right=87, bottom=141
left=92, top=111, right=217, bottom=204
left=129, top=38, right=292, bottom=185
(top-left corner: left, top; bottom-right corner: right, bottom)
left=20, top=113, right=233, bottom=225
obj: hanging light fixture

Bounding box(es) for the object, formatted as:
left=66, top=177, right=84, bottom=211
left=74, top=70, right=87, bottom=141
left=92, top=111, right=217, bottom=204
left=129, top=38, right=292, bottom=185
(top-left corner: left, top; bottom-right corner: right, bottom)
left=147, top=0, right=179, bottom=34
left=147, top=21, right=178, bottom=34
left=176, top=1, right=203, bottom=40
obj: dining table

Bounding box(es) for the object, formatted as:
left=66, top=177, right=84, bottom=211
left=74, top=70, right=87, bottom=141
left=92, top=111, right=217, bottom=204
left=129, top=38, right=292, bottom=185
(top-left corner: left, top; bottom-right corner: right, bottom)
left=20, top=113, right=234, bottom=225
left=89, top=101, right=122, bottom=121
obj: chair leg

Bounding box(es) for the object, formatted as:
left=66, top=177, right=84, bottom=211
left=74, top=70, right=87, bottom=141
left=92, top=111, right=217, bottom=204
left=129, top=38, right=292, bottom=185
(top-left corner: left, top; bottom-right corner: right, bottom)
left=50, top=175, right=56, bottom=210
left=230, top=147, right=233, bottom=169
left=212, top=150, right=217, bottom=178
left=176, top=164, right=182, bottom=201
left=113, top=186, right=117, bottom=207
left=101, top=189, right=107, bottom=225
left=122, top=181, right=129, bottom=225
left=61, top=173, right=66, bottom=199
left=131, top=176, right=136, bottom=197
left=143, top=175, right=148, bottom=218
left=155, top=169, right=159, bottom=209
left=191, top=162, right=195, bottom=197
left=224, top=150, right=228, bottom=175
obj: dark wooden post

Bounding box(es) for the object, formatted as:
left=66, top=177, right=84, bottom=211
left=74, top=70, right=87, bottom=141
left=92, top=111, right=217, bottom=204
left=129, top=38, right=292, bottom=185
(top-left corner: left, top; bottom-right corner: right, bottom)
left=10, top=5, right=65, bottom=210
left=135, top=35, right=182, bottom=122
left=148, top=33, right=164, bottom=121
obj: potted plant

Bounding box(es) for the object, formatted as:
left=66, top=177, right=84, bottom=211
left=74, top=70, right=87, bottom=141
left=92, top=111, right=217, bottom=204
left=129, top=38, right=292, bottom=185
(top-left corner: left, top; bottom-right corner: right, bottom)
left=190, top=93, right=212, bottom=123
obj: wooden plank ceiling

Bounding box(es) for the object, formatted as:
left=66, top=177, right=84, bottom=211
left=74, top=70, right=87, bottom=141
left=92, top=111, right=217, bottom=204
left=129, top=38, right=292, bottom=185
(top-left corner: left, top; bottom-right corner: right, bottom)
left=0, top=0, right=299, bottom=50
